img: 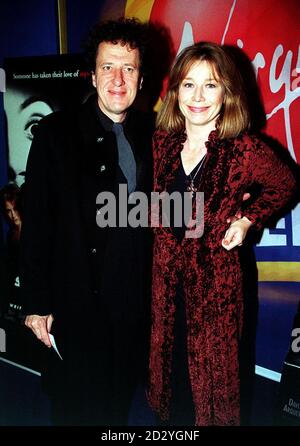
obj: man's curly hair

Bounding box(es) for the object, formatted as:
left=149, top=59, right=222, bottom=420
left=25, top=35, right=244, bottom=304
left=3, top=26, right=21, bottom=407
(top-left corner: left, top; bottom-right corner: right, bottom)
left=83, top=17, right=148, bottom=73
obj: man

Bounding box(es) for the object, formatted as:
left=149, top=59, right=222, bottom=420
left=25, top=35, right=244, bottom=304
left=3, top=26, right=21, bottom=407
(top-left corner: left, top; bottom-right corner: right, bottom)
left=21, top=18, right=153, bottom=426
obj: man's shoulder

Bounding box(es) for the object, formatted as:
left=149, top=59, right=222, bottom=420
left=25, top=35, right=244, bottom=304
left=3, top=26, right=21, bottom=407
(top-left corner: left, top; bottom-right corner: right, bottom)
left=37, top=109, right=67, bottom=130
left=37, top=94, right=96, bottom=133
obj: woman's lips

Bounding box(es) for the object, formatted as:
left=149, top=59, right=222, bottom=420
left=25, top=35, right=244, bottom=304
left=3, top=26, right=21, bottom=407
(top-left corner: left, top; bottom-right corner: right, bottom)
left=187, top=105, right=209, bottom=113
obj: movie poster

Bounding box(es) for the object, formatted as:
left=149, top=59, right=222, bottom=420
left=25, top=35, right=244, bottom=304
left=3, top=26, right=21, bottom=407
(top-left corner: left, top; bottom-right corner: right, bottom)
left=0, top=54, right=92, bottom=369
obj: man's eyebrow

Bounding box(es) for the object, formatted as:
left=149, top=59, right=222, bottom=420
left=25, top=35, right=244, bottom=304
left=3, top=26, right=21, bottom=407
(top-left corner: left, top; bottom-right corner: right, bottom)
left=100, top=62, right=137, bottom=66
left=19, top=96, right=50, bottom=111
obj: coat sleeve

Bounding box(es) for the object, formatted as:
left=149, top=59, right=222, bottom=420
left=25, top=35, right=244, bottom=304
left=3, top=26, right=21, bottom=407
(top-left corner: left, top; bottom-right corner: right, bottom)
left=20, top=117, right=58, bottom=315
left=241, top=135, right=299, bottom=232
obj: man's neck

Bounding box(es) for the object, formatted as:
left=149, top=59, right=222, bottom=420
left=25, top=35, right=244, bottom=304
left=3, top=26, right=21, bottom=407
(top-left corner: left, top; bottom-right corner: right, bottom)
left=97, top=100, right=126, bottom=123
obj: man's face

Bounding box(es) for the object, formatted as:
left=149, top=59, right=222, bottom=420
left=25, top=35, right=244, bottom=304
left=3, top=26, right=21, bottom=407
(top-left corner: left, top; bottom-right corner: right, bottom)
left=92, top=42, right=142, bottom=122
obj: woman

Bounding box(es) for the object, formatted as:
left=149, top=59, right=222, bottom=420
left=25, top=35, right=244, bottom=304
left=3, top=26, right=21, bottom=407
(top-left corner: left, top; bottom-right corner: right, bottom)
left=148, top=42, right=297, bottom=426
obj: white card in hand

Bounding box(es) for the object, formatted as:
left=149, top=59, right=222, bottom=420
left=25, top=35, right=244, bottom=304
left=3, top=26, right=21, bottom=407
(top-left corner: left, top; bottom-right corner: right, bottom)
left=49, top=333, right=63, bottom=360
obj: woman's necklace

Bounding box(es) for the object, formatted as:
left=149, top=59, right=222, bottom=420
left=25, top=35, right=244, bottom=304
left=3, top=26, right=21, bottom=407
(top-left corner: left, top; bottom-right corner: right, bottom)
left=186, top=154, right=207, bottom=197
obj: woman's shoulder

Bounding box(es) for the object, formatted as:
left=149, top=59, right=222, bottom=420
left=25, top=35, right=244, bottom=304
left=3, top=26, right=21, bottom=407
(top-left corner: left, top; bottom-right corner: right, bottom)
left=153, top=129, right=170, bottom=143
left=231, top=132, right=270, bottom=155
left=153, top=128, right=185, bottom=145
left=231, top=132, right=287, bottom=171
left=233, top=131, right=262, bottom=146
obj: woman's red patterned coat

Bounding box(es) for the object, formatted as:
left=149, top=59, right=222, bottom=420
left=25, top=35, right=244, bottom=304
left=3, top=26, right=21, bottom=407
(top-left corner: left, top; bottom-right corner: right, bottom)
left=148, top=129, right=297, bottom=425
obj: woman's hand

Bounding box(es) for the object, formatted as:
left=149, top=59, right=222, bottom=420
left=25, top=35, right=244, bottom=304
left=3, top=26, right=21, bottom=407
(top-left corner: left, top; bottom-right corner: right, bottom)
left=222, top=216, right=252, bottom=251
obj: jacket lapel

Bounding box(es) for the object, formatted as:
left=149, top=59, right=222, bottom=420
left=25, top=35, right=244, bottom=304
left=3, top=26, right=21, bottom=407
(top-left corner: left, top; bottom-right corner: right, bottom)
left=73, top=98, right=118, bottom=252
left=155, top=131, right=186, bottom=193
left=77, top=100, right=118, bottom=190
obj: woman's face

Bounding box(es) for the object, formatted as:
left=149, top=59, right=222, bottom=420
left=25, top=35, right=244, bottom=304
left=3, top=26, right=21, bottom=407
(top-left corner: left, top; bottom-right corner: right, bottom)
left=4, top=200, right=21, bottom=227
left=178, top=60, right=224, bottom=130
left=4, top=89, right=53, bottom=186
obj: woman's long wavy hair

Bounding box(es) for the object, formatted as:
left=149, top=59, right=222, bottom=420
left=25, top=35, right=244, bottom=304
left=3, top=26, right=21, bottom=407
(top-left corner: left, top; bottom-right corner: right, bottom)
left=157, top=41, right=250, bottom=139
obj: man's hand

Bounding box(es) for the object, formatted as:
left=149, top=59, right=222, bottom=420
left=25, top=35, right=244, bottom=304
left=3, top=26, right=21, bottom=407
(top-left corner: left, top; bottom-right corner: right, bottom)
left=222, top=216, right=252, bottom=251
left=25, top=314, right=54, bottom=348
left=226, top=192, right=251, bottom=224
